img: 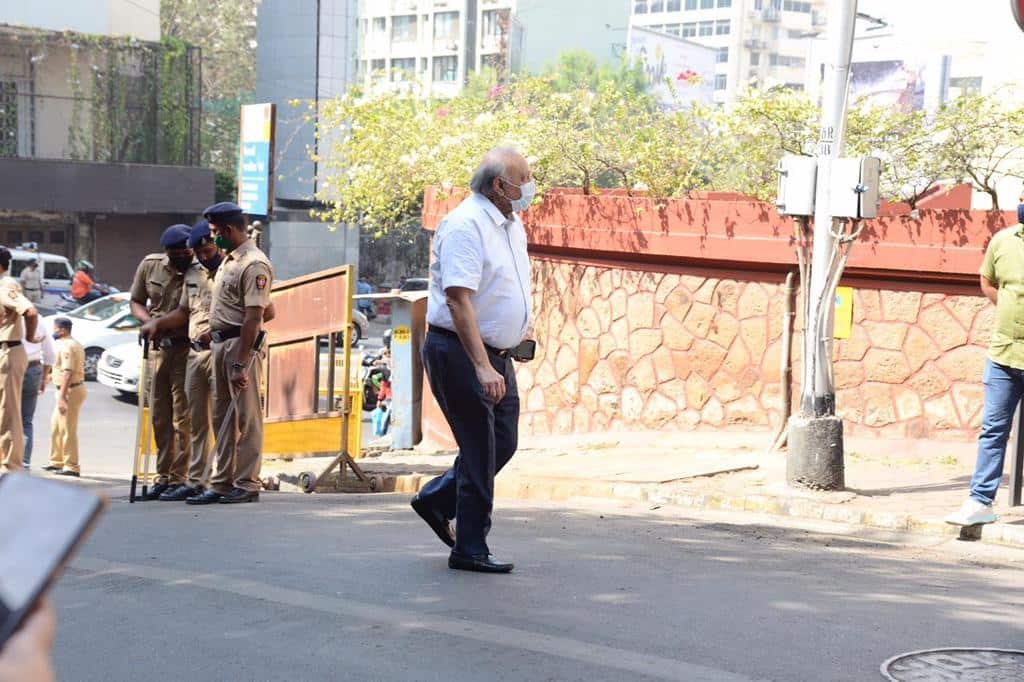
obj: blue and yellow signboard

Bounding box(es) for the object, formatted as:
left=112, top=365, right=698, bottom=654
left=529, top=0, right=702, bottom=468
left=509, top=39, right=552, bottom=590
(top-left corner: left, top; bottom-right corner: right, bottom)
left=834, top=286, right=854, bottom=339
left=238, top=103, right=276, bottom=215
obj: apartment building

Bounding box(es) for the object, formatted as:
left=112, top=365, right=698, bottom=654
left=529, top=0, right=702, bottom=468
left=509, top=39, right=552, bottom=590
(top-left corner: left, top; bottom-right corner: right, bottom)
left=630, top=0, right=827, bottom=103
left=354, top=0, right=520, bottom=97
left=0, top=0, right=212, bottom=288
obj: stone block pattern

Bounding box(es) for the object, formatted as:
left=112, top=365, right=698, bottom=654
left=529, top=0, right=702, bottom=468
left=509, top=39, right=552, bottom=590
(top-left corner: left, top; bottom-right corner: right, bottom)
left=517, top=257, right=989, bottom=441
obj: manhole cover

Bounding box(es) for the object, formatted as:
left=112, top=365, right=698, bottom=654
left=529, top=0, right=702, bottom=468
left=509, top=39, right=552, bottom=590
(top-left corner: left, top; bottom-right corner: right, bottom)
left=881, top=648, right=1024, bottom=681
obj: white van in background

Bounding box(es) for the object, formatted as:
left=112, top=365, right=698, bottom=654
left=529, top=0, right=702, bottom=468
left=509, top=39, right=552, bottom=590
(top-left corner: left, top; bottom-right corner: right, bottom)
left=5, top=244, right=74, bottom=310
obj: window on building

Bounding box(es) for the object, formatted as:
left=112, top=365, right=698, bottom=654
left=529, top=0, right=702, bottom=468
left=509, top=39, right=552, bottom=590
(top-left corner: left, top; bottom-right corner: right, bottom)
left=716, top=19, right=730, bottom=34
left=433, top=11, right=459, bottom=44
left=650, top=25, right=665, bottom=32
left=949, top=76, right=983, bottom=98
left=700, top=0, right=714, bottom=8
left=433, top=55, right=458, bottom=82
left=372, top=17, right=386, bottom=34
left=783, top=0, right=811, bottom=12
left=667, top=0, right=682, bottom=10
left=716, top=47, right=729, bottom=63
left=482, top=9, right=508, bottom=40
left=391, top=57, right=416, bottom=81
left=681, top=22, right=697, bottom=36
left=651, top=0, right=664, bottom=11
left=685, top=0, right=697, bottom=9
left=49, top=230, right=64, bottom=244
left=5, top=231, right=22, bottom=246
left=420, top=57, right=428, bottom=72
left=698, top=20, right=713, bottom=36
left=665, top=23, right=682, bottom=36
left=392, top=15, right=417, bottom=43
left=28, top=231, right=43, bottom=245
left=371, top=58, right=386, bottom=73
left=0, top=82, right=16, bottom=158
left=634, top=0, right=648, bottom=13
left=750, top=52, right=760, bottom=66
left=717, top=0, right=732, bottom=6
left=768, top=54, right=805, bottom=68
left=715, top=74, right=727, bottom=90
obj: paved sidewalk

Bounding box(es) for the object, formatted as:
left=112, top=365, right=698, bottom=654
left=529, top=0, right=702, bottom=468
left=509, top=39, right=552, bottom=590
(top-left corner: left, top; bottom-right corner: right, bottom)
left=263, top=429, right=1024, bottom=547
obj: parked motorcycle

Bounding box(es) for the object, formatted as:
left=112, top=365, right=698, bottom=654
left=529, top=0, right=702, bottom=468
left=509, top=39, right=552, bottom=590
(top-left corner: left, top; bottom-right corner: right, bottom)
left=55, top=283, right=119, bottom=313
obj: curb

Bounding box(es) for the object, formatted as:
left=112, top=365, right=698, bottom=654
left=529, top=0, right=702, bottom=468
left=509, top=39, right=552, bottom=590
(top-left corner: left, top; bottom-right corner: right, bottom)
left=266, top=468, right=1024, bottom=549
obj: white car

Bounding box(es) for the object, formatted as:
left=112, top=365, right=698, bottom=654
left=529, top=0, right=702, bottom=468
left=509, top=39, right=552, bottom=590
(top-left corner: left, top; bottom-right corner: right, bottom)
left=7, top=246, right=75, bottom=310
left=97, top=341, right=142, bottom=396
left=43, top=293, right=141, bottom=380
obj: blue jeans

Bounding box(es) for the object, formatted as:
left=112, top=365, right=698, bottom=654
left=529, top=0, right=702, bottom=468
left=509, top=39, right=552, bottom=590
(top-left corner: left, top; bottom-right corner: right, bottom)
left=971, top=358, right=1024, bottom=504
left=21, top=363, right=43, bottom=466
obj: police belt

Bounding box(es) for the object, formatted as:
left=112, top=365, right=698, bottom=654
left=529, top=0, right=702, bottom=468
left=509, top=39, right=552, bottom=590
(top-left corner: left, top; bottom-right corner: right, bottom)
left=158, top=337, right=190, bottom=349
left=0, top=340, right=22, bottom=348
left=210, top=327, right=242, bottom=344
left=191, top=339, right=211, bottom=352
left=57, top=382, right=83, bottom=390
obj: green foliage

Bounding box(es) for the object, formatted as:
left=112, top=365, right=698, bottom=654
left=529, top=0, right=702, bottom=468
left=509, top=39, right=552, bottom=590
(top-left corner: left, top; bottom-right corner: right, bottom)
left=214, top=170, right=237, bottom=202
left=311, top=63, right=1024, bottom=233
left=161, top=0, right=260, bottom=174
left=542, top=50, right=648, bottom=95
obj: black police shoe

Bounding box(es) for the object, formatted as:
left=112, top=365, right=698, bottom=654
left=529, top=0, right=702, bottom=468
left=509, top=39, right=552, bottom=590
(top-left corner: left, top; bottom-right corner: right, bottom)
left=159, top=484, right=201, bottom=501
left=42, top=465, right=61, bottom=472
left=410, top=495, right=455, bottom=548
left=142, top=483, right=173, bottom=501
left=185, top=490, right=224, bottom=505
left=218, top=487, right=259, bottom=504
left=57, top=470, right=80, bottom=478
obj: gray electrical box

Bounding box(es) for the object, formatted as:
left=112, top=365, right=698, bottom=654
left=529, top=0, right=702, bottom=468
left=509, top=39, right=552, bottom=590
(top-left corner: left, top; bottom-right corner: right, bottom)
left=830, top=156, right=882, bottom=219
left=776, top=156, right=818, bottom=217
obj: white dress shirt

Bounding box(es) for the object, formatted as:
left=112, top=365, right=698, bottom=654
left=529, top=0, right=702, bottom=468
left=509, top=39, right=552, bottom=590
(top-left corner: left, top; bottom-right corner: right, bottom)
left=23, top=319, right=55, bottom=366
left=427, top=192, right=532, bottom=350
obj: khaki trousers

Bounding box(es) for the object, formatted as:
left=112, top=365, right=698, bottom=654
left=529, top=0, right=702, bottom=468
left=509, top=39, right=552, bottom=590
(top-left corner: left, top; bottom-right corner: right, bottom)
left=151, top=345, right=191, bottom=485
left=185, top=349, right=214, bottom=489
left=210, top=338, right=264, bottom=494
left=49, top=384, right=86, bottom=472
left=0, top=344, right=26, bottom=471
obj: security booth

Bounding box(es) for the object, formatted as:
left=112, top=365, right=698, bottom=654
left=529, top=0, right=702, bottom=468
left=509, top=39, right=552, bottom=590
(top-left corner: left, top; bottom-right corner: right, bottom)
left=354, top=291, right=429, bottom=450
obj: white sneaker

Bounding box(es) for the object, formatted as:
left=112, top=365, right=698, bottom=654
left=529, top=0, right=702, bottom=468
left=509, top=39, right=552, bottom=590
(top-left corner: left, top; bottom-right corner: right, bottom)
left=944, top=498, right=997, bottom=526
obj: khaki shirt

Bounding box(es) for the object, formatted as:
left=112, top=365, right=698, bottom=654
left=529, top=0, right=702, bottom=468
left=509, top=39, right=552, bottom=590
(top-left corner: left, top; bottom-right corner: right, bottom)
left=20, top=267, right=42, bottom=292
left=179, top=261, right=215, bottom=340
left=130, top=254, right=186, bottom=319
left=55, top=337, right=86, bottom=386
left=0, top=275, right=33, bottom=342
left=981, top=224, right=1024, bottom=369
left=210, top=240, right=273, bottom=330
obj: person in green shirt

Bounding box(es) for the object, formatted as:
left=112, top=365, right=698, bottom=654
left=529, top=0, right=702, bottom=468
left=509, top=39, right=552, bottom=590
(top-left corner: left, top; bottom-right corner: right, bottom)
left=946, top=197, right=1024, bottom=527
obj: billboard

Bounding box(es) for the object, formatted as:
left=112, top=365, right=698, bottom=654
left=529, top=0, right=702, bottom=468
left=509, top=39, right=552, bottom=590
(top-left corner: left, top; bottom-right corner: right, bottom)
left=628, top=26, right=716, bottom=109
left=849, top=60, right=926, bottom=112
left=238, top=103, right=276, bottom=215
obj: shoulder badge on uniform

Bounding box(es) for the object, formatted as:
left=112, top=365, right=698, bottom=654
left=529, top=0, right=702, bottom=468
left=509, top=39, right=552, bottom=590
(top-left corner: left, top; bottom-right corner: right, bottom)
left=256, top=274, right=268, bottom=290
left=7, top=288, right=16, bottom=300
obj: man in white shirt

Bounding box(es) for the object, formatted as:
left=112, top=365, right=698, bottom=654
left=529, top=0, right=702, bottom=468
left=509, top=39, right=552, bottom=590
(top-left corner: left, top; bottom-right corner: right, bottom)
left=21, top=318, right=55, bottom=468
left=411, top=147, right=535, bottom=574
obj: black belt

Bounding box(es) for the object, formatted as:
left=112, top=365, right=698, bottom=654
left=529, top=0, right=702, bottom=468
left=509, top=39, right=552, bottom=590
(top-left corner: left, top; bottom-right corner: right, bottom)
left=428, top=325, right=511, bottom=358
left=58, top=382, right=83, bottom=390
left=27, top=360, right=41, bottom=368
left=159, top=337, right=190, bottom=349
left=211, top=327, right=242, bottom=343
left=0, top=340, right=22, bottom=348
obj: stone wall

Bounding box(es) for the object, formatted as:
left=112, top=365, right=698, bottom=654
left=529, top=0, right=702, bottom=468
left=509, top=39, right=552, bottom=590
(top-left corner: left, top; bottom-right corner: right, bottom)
left=517, top=257, right=991, bottom=441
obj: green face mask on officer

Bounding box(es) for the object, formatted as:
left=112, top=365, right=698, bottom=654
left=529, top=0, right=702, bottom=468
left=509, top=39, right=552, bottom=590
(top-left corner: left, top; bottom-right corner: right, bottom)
left=214, top=233, right=232, bottom=252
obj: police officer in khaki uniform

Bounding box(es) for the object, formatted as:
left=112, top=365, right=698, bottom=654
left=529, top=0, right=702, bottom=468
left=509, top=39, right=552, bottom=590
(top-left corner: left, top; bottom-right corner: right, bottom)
left=0, top=247, right=41, bottom=472
left=142, top=221, right=220, bottom=500
left=43, top=318, right=86, bottom=477
left=19, top=260, right=43, bottom=305
left=188, top=203, right=272, bottom=505
left=130, top=225, right=194, bottom=500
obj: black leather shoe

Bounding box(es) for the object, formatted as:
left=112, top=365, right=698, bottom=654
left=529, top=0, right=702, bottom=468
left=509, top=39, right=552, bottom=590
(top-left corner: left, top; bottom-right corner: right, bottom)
left=186, top=490, right=223, bottom=505
left=411, top=496, right=455, bottom=548
left=42, top=465, right=61, bottom=472
left=142, top=483, right=173, bottom=501
left=160, top=484, right=201, bottom=501
left=448, top=553, right=514, bottom=574
left=218, top=487, right=259, bottom=504
left=57, top=470, right=80, bottom=478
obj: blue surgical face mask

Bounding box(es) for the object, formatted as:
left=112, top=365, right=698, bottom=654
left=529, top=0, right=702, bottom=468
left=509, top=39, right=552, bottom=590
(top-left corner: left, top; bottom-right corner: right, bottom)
left=501, top=178, right=537, bottom=213
left=1017, top=203, right=1024, bottom=225
left=52, top=332, right=61, bottom=340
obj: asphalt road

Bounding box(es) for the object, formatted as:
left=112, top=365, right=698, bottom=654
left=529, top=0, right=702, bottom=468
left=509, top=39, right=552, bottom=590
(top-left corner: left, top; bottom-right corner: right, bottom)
left=48, top=482, right=1024, bottom=682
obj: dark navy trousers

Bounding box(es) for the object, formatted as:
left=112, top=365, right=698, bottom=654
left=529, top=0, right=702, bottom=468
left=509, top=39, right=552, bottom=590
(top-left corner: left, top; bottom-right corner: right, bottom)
left=418, top=331, right=519, bottom=557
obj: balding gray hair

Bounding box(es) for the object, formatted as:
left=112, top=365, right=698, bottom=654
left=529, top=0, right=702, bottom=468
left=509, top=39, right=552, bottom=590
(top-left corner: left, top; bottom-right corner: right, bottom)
left=469, top=147, right=521, bottom=195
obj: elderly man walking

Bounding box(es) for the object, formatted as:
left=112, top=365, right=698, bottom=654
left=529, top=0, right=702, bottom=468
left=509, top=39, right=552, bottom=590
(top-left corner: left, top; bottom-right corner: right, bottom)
left=410, top=147, right=536, bottom=573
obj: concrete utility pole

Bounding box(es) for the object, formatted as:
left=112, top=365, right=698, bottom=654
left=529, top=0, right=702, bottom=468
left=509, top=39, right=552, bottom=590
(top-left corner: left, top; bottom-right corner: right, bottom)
left=787, top=0, right=859, bottom=490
